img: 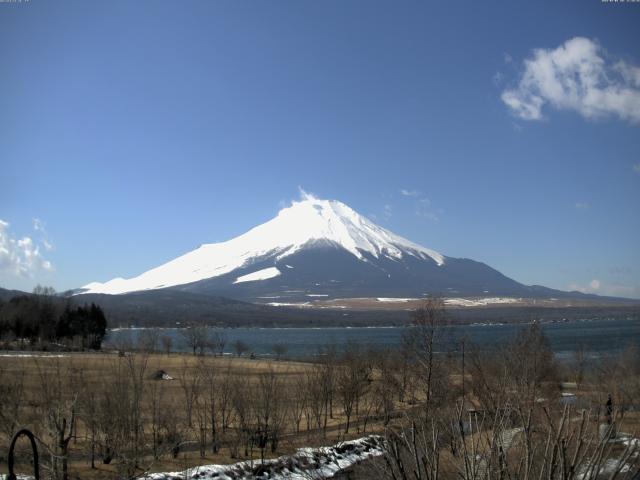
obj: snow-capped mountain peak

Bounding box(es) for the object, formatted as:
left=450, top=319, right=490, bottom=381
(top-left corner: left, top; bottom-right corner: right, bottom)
left=80, top=195, right=444, bottom=295
left=279, top=195, right=444, bottom=264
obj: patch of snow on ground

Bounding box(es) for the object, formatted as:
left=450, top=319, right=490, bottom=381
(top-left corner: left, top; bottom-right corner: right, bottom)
left=0, top=353, right=67, bottom=358
left=142, top=435, right=384, bottom=480
left=444, top=297, right=520, bottom=307
left=376, top=297, right=417, bottom=302
left=233, top=267, right=281, bottom=284
left=267, top=302, right=313, bottom=308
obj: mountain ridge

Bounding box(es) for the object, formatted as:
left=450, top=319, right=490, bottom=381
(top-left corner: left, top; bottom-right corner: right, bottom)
left=76, top=195, right=630, bottom=303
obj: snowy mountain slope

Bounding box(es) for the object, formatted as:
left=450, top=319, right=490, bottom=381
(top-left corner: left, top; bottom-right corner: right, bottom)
left=78, top=194, right=596, bottom=302
left=80, top=194, right=445, bottom=296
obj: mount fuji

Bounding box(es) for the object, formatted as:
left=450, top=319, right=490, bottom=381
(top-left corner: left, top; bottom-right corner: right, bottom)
left=79, top=195, right=579, bottom=303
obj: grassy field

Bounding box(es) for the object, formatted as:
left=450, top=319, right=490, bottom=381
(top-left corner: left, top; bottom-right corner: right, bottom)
left=0, top=351, right=408, bottom=479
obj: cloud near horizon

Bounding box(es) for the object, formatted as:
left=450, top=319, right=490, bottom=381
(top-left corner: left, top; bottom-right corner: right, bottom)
left=0, top=219, right=53, bottom=278
left=568, top=278, right=640, bottom=299
left=502, top=37, right=640, bottom=123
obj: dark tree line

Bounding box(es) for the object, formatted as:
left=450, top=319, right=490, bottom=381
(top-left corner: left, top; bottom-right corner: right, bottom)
left=0, top=286, right=107, bottom=350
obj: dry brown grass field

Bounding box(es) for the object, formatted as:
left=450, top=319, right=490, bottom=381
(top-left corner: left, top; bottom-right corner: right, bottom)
left=0, top=351, right=414, bottom=479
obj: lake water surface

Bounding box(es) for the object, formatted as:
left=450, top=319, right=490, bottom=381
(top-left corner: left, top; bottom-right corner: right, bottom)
left=105, top=318, right=640, bottom=359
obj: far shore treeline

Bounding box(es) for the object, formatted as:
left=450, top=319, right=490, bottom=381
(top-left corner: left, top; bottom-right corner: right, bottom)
left=0, top=285, right=107, bottom=350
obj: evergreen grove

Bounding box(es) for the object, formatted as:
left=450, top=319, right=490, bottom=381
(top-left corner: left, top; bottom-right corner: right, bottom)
left=0, top=286, right=107, bottom=350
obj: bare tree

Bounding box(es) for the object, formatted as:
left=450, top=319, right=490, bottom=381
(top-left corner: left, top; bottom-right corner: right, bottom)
left=177, top=360, right=201, bottom=428
left=34, top=358, right=77, bottom=480
left=254, top=368, right=287, bottom=461
left=138, top=328, right=160, bottom=353
left=180, top=323, right=209, bottom=356
left=290, top=372, right=308, bottom=434
left=233, top=339, right=250, bottom=357
left=410, top=296, right=448, bottom=417
left=336, top=344, right=370, bottom=434
left=198, top=359, right=221, bottom=453
left=380, top=402, right=640, bottom=480
left=272, top=342, right=288, bottom=360
left=209, top=329, right=227, bottom=356
left=161, top=334, right=173, bottom=356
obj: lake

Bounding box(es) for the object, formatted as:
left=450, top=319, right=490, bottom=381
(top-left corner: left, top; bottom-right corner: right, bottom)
left=105, top=317, right=640, bottom=359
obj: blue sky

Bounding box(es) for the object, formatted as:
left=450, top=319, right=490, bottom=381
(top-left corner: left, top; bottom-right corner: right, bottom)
left=1, top=0, right=639, bottom=298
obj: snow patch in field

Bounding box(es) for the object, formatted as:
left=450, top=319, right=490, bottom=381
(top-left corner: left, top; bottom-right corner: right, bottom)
left=0, top=353, right=67, bottom=358
left=267, top=302, right=313, bottom=308
left=233, top=267, right=281, bottom=284
left=444, top=297, right=521, bottom=307
left=376, top=297, right=417, bottom=303
left=143, top=435, right=384, bottom=480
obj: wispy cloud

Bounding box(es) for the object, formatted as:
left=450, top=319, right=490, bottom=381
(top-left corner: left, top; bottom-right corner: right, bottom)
left=297, top=186, right=318, bottom=202
left=400, top=189, right=440, bottom=221
left=383, top=204, right=392, bottom=219
left=568, top=279, right=601, bottom=294
left=502, top=37, right=640, bottom=123
left=33, top=218, right=54, bottom=251
left=633, top=163, right=640, bottom=175
left=416, top=197, right=441, bottom=221
left=0, top=219, right=53, bottom=277
left=575, top=202, right=589, bottom=210
left=400, top=189, right=421, bottom=198
left=568, top=278, right=640, bottom=299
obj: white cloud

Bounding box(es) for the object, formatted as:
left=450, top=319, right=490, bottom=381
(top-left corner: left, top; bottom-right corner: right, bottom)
left=0, top=219, right=53, bottom=277
left=417, top=210, right=440, bottom=222
left=569, top=278, right=601, bottom=294
left=502, top=37, right=640, bottom=123
left=297, top=186, right=318, bottom=202
left=568, top=278, right=640, bottom=299
left=33, top=218, right=54, bottom=251
left=633, top=163, right=640, bottom=174
left=399, top=190, right=440, bottom=221
left=575, top=202, right=589, bottom=210
left=383, top=204, right=392, bottom=219
left=400, top=189, right=421, bottom=197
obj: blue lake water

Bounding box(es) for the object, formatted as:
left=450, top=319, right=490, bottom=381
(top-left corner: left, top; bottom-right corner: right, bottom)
left=105, top=318, right=640, bottom=359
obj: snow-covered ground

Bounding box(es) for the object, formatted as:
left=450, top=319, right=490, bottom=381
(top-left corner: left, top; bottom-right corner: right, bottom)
left=376, top=297, right=417, bottom=302
left=142, top=436, right=384, bottom=480
left=444, top=297, right=520, bottom=307
left=0, top=352, right=67, bottom=358
left=373, top=297, right=521, bottom=306
left=267, top=302, right=314, bottom=308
